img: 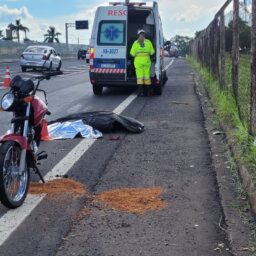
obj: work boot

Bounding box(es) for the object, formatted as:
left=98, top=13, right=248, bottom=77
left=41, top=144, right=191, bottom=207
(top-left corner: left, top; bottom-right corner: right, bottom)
left=143, top=86, right=150, bottom=97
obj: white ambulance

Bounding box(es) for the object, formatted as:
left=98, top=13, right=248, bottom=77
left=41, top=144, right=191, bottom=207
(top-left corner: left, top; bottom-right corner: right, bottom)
left=89, top=1, right=167, bottom=95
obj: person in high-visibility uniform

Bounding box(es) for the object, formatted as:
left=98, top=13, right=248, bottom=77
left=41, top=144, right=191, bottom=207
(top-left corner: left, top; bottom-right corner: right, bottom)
left=130, top=29, right=155, bottom=95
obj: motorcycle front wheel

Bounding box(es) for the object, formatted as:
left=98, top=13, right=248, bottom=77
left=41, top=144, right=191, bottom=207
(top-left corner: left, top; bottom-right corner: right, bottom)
left=0, top=141, right=30, bottom=208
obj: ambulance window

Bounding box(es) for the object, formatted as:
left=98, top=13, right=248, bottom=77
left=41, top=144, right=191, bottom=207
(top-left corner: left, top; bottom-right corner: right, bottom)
left=98, top=21, right=126, bottom=45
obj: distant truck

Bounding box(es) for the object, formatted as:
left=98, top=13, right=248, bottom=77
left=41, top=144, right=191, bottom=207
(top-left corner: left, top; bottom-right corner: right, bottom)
left=169, top=46, right=179, bottom=58
left=89, top=1, right=167, bottom=95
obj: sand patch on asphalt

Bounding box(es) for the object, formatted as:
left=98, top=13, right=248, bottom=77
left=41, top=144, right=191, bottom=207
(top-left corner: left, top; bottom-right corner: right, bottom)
left=29, top=179, right=86, bottom=197
left=95, top=187, right=165, bottom=214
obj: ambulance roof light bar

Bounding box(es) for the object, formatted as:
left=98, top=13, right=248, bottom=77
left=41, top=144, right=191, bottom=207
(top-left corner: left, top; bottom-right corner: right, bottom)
left=109, top=1, right=146, bottom=6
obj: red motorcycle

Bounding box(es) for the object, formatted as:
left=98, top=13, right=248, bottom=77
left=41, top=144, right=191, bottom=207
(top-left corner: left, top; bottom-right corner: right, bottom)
left=0, top=73, right=53, bottom=208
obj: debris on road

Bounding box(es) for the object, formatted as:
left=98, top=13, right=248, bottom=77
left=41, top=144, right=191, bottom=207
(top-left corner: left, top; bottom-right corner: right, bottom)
left=74, top=207, right=91, bottom=223
left=171, top=101, right=190, bottom=105
left=107, top=135, right=121, bottom=141
left=29, top=178, right=87, bottom=197
left=95, top=187, right=165, bottom=214
left=213, top=130, right=224, bottom=135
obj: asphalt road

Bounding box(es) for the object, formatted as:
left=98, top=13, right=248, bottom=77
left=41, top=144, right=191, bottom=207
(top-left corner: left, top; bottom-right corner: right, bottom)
left=0, top=58, right=231, bottom=255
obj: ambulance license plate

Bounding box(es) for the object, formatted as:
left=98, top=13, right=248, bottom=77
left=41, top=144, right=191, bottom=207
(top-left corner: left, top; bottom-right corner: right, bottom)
left=100, top=64, right=116, bottom=68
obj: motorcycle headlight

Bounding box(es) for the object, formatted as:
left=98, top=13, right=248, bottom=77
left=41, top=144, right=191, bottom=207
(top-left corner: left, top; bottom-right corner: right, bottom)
left=1, top=93, right=15, bottom=111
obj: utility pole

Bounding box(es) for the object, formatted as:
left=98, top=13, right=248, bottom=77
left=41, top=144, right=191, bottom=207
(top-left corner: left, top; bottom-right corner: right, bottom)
left=65, top=23, right=75, bottom=46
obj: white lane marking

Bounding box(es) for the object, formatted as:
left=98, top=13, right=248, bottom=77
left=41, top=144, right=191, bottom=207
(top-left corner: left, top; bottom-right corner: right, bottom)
left=67, top=104, right=83, bottom=114
left=44, top=140, right=95, bottom=182
left=0, top=87, right=8, bottom=90
left=113, top=92, right=138, bottom=115
left=0, top=92, right=138, bottom=246
left=164, top=58, right=175, bottom=71
left=0, top=195, right=44, bottom=245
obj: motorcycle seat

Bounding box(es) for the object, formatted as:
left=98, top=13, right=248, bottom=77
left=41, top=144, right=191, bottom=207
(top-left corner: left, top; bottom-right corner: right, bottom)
left=11, top=75, right=34, bottom=94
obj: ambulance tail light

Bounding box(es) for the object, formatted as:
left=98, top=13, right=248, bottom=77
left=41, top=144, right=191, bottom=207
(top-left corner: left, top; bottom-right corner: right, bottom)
left=89, top=47, right=94, bottom=68
left=160, top=48, right=164, bottom=58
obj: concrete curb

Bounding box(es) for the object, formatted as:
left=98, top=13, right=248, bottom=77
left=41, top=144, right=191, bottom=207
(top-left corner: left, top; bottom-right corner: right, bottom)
left=192, top=71, right=256, bottom=255
left=240, top=166, right=256, bottom=215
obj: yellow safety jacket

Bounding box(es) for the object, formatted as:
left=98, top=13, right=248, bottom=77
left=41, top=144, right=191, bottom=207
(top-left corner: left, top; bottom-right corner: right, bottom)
left=130, top=39, right=155, bottom=66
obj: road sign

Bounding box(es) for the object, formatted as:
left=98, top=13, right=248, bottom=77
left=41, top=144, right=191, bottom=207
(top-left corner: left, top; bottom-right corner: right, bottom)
left=75, top=20, right=89, bottom=30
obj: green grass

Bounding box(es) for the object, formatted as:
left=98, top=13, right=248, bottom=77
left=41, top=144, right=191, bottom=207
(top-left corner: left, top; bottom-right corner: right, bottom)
left=188, top=56, right=256, bottom=178
left=225, top=54, right=251, bottom=127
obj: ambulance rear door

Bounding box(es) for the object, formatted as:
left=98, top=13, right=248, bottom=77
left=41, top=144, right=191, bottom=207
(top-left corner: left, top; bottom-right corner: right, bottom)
left=152, top=1, right=164, bottom=80
left=94, top=5, right=128, bottom=82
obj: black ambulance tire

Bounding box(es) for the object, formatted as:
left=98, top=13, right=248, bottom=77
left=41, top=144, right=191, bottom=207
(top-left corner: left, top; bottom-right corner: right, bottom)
left=163, top=70, right=168, bottom=86
left=93, top=84, right=103, bottom=95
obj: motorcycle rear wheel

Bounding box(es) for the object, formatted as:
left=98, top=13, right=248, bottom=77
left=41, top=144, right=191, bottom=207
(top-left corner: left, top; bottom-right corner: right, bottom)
left=0, top=141, right=30, bottom=209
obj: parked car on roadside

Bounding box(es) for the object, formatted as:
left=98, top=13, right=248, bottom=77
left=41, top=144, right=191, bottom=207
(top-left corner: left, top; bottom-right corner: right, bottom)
left=20, top=45, right=62, bottom=72
left=77, top=48, right=89, bottom=63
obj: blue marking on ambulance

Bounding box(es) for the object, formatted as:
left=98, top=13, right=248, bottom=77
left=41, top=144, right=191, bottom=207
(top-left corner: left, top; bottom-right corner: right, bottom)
left=94, top=59, right=125, bottom=69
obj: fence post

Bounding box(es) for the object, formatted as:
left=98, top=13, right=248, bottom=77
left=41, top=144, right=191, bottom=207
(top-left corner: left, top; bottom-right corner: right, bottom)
left=213, top=18, right=220, bottom=79
left=250, top=0, right=256, bottom=135
left=220, top=11, right=226, bottom=89
left=232, top=0, right=240, bottom=113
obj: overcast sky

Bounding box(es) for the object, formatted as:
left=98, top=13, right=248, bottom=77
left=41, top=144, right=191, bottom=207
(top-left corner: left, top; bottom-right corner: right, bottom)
left=0, top=0, right=227, bottom=44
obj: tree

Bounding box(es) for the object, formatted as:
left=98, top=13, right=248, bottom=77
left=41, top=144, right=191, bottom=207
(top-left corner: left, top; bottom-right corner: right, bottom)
left=225, top=18, right=251, bottom=52
left=44, top=26, right=61, bottom=43
left=8, top=19, right=29, bottom=43
left=171, top=35, right=192, bottom=57
left=194, top=30, right=204, bottom=39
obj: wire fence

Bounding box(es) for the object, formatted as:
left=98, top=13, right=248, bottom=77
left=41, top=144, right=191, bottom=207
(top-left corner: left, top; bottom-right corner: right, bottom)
left=189, top=0, right=256, bottom=135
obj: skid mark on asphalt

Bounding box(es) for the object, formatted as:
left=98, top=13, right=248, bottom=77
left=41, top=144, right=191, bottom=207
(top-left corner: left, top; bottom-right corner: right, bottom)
left=0, top=58, right=175, bottom=246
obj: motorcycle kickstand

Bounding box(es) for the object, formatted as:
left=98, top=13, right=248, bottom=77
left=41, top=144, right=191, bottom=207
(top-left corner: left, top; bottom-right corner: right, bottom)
left=33, top=166, right=45, bottom=183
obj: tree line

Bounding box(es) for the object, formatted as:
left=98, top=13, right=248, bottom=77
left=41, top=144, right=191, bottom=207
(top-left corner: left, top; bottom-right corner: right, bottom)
left=195, top=18, right=251, bottom=53
left=165, top=17, right=251, bottom=57
left=0, top=19, right=62, bottom=43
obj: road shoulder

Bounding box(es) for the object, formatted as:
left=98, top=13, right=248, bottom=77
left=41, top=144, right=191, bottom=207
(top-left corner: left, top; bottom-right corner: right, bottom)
left=193, top=68, right=256, bottom=255
left=56, top=59, right=232, bottom=256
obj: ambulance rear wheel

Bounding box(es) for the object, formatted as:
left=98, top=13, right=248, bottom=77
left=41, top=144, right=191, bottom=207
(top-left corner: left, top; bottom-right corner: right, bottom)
left=93, top=85, right=103, bottom=95
left=154, top=85, right=162, bottom=95
left=163, top=71, right=168, bottom=86
left=154, top=78, right=163, bottom=96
